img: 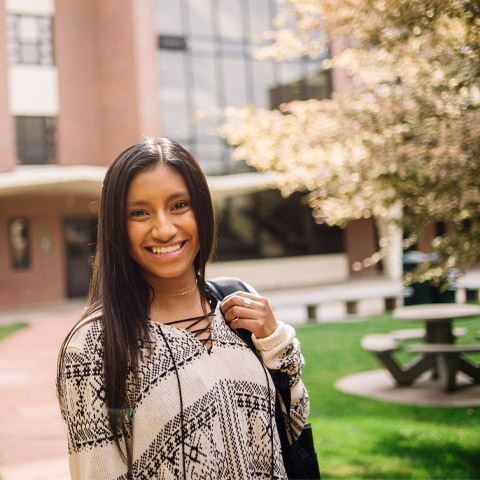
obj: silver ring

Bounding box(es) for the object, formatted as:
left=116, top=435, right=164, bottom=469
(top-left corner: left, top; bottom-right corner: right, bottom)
left=243, top=297, right=251, bottom=308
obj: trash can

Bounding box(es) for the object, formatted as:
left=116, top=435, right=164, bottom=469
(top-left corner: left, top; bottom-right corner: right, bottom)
left=432, top=268, right=457, bottom=304
left=403, top=251, right=456, bottom=305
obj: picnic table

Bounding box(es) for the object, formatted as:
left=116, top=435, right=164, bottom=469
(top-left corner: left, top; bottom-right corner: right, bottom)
left=362, top=303, right=480, bottom=391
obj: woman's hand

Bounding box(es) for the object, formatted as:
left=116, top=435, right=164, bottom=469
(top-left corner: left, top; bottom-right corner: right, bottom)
left=220, top=291, right=278, bottom=339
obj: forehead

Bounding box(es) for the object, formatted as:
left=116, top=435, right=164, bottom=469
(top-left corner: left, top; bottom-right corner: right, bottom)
left=127, top=163, right=188, bottom=197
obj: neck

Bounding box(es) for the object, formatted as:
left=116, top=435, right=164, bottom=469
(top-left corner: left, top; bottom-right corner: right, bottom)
left=149, top=285, right=208, bottom=324
left=144, top=271, right=198, bottom=297
left=154, top=278, right=198, bottom=297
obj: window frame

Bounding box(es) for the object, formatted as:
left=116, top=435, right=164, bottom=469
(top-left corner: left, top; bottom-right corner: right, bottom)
left=9, top=218, right=31, bottom=270
left=6, top=13, right=54, bottom=66
left=15, top=116, right=57, bottom=165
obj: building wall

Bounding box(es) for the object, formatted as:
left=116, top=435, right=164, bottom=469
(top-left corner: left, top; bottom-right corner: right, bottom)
left=330, top=37, right=349, bottom=92
left=208, top=254, right=349, bottom=291
left=131, top=0, right=160, bottom=137
left=5, top=0, right=54, bottom=15
left=55, top=0, right=159, bottom=167
left=344, top=218, right=379, bottom=276
left=0, top=193, right=95, bottom=306
left=417, top=223, right=436, bottom=252
left=8, top=65, right=59, bottom=116
left=54, top=0, right=102, bottom=166
left=0, top=0, right=383, bottom=308
left=0, top=0, right=16, bottom=173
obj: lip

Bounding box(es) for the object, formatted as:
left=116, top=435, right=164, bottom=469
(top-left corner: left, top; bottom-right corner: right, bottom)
left=145, top=241, right=187, bottom=259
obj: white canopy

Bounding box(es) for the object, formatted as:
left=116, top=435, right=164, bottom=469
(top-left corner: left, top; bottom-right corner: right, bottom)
left=0, top=165, right=277, bottom=200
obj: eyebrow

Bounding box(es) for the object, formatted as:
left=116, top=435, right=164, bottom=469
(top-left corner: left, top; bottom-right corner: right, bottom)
left=126, top=190, right=190, bottom=207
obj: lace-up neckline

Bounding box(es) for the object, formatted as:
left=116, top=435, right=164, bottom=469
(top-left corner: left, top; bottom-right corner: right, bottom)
left=164, top=310, right=215, bottom=352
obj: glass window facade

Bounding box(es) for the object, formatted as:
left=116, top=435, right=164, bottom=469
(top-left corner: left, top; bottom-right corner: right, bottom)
left=154, top=0, right=340, bottom=261
left=154, top=0, right=330, bottom=175
left=215, top=190, right=344, bottom=261
left=6, top=14, right=54, bottom=65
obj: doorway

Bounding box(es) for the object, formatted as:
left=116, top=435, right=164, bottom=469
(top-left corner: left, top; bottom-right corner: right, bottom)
left=64, top=218, right=97, bottom=298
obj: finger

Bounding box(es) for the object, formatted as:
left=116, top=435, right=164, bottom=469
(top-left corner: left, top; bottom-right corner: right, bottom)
left=222, top=295, right=263, bottom=318
left=228, top=316, right=260, bottom=331
left=220, top=292, right=259, bottom=313
left=224, top=291, right=256, bottom=301
left=223, top=303, right=261, bottom=322
left=220, top=292, right=242, bottom=314
left=229, top=316, right=278, bottom=339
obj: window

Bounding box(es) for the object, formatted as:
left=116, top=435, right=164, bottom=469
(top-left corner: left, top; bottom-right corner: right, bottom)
left=270, top=69, right=332, bottom=108
left=247, top=0, right=273, bottom=36
left=158, top=35, right=187, bottom=50
left=189, top=0, right=214, bottom=36
left=222, top=57, right=248, bottom=107
left=155, top=0, right=183, bottom=35
left=214, top=190, right=345, bottom=261
left=15, top=116, right=56, bottom=165
left=6, top=14, right=54, bottom=65
left=252, top=60, right=275, bottom=108
left=218, top=0, right=243, bottom=40
left=154, top=0, right=331, bottom=174
left=10, top=219, right=30, bottom=269
left=157, top=51, right=190, bottom=140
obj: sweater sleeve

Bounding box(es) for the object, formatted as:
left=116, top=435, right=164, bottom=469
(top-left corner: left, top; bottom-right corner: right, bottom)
left=59, top=327, right=131, bottom=480
left=251, top=322, right=310, bottom=441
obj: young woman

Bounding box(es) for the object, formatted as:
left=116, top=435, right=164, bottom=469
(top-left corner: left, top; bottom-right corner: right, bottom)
left=57, top=137, right=309, bottom=479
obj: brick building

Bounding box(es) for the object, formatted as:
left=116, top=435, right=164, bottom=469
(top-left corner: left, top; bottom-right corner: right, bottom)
left=0, top=0, right=379, bottom=307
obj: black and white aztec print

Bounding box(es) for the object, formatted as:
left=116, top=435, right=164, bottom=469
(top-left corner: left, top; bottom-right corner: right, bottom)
left=59, top=309, right=308, bottom=479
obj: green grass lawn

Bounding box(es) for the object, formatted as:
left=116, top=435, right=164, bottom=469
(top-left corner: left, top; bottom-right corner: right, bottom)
left=295, top=312, right=480, bottom=479
left=0, top=322, right=27, bottom=341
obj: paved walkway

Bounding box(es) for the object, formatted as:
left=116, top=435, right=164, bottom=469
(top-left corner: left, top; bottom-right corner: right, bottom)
left=336, top=370, right=480, bottom=407
left=0, top=300, right=85, bottom=480
left=1, top=272, right=479, bottom=479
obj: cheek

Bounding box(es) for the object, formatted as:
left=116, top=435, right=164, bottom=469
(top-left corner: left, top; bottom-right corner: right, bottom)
left=126, top=223, right=142, bottom=254
left=189, top=216, right=200, bottom=250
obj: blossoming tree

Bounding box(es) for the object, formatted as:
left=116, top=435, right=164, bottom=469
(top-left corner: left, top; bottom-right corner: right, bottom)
left=219, top=0, right=480, bottom=284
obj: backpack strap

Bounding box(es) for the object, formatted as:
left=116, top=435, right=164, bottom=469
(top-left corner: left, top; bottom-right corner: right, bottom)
left=207, top=277, right=320, bottom=478
left=206, top=277, right=251, bottom=303
left=207, top=277, right=293, bottom=433
left=207, top=277, right=290, bottom=398
left=206, top=277, right=254, bottom=348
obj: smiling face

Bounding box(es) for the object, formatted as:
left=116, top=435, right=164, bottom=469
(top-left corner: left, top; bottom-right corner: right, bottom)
left=126, top=163, right=200, bottom=290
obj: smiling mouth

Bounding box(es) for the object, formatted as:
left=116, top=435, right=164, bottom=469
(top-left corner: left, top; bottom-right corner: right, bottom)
left=148, top=242, right=184, bottom=254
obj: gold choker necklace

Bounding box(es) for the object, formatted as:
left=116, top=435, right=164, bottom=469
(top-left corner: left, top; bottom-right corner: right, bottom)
left=154, top=279, right=198, bottom=297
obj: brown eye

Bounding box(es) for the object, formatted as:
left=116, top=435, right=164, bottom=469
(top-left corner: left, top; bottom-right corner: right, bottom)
left=172, top=201, right=189, bottom=210
left=129, top=210, right=148, bottom=217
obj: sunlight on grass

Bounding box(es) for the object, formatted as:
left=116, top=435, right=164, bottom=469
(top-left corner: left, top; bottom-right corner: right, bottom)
left=0, top=322, right=27, bottom=341
left=295, top=313, right=480, bottom=479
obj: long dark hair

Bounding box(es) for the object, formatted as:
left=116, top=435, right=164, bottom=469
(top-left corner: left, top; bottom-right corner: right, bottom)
left=57, top=137, right=216, bottom=460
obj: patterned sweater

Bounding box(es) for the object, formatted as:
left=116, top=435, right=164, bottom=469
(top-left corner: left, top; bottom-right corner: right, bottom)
left=58, top=306, right=309, bottom=479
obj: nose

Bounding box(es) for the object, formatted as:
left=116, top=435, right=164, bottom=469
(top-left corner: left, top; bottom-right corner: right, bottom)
left=151, top=212, right=177, bottom=241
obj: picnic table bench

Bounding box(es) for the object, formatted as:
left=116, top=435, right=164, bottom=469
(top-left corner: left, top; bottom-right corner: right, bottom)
left=361, top=304, right=480, bottom=391
left=457, top=275, right=480, bottom=301
left=389, top=327, right=468, bottom=341
left=361, top=328, right=469, bottom=386
left=407, top=343, right=480, bottom=391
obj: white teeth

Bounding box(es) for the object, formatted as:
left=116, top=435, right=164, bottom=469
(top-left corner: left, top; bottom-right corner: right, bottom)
left=151, top=243, right=182, bottom=254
